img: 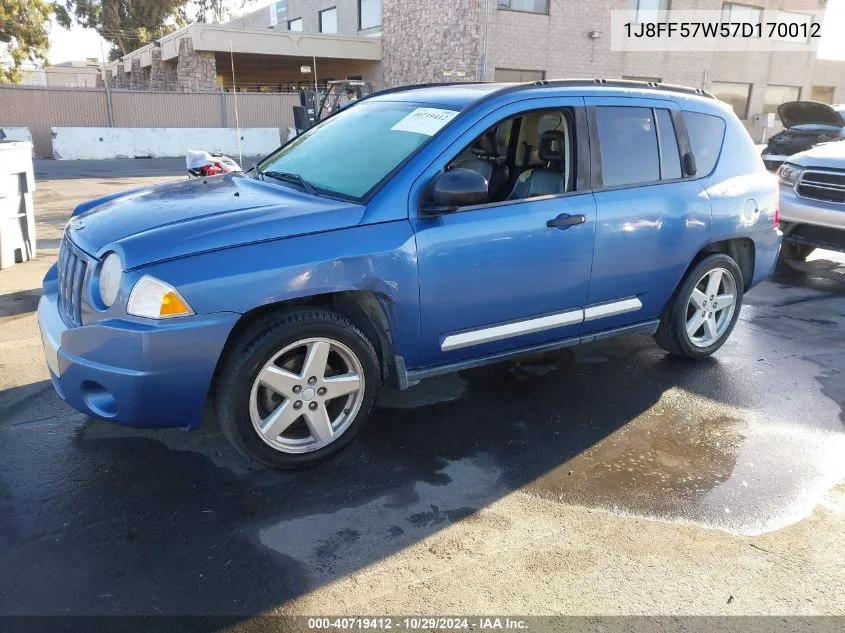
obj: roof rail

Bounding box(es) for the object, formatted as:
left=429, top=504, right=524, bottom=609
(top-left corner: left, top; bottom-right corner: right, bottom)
left=527, top=78, right=715, bottom=99
left=367, top=81, right=488, bottom=99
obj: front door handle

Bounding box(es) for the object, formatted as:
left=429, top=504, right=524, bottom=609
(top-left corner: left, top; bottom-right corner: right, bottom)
left=546, top=213, right=586, bottom=230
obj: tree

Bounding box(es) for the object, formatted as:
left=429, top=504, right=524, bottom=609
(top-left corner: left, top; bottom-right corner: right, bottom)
left=60, top=0, right=189, bottom=59
left=195, top=0, right=263, bottom=25
left=0, top=0, right=58, bottom=83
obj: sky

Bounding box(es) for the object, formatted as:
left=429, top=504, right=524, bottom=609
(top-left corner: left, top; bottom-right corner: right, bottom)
left=47, top=0, right=845, bottom=64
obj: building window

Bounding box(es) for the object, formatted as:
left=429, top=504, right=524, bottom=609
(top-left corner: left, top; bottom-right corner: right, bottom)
left=288, top=18, right=303, bottom=31
left=811, top=85, right=835, bottom=104
left=773, top=10, right=813, bottom=43
left=721, top=3, right=762, bottom=35
left=359, top=0, right=381, bottom=29
left=494, top=68, right=545, bottom=82
left=497, top=0, right=549, bottom=15
left=710, top=81, right=751, bottom=119
left=764, top=85, right=801, bottom=117
left=623, top=75, right=662, bottom=83
left=629, top=0, right=670, bottom=24
left=319, top=7, right=338, bottom=34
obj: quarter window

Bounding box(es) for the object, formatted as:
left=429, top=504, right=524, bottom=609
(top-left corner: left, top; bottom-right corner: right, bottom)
left=359, top=0, right=381, bottom=29
left=683, top=111, right=726, bottom=177
left=497, top=0, right=549, bottom=14
left=710, top=81, right=751, bottom=119
left=655, top=109, right=682, bottom=180
left=319, top=7, right=338, bottom=33
left=595, top=106, right=660, bottom=187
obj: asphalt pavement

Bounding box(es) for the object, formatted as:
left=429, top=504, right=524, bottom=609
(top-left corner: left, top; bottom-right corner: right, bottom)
left=0, top=161, right=843, bottom=621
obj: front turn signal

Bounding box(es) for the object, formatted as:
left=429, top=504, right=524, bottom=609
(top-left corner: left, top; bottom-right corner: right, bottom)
left=127, top=275, right=195, bottom=319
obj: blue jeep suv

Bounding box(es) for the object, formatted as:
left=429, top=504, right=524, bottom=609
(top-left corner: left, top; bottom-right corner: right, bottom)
left=39, top=79, right=781, bottom=468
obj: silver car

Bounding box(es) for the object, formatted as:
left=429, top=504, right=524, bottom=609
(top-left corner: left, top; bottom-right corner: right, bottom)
left=777, top=141, right=845, bottom=260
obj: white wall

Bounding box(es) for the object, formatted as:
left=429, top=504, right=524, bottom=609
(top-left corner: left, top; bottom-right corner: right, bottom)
left=1, top=128, right=33, bottom=143
left=51, top=127, right=281, bottom=160
left=0, top=141, right=36, bottom=269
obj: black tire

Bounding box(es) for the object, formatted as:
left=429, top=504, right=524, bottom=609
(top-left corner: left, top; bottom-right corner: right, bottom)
left=780, top=242, right=814, bottom=261
left=215, top=308, right=380, bottom=469
left=655, top=253, right=744, bottom=359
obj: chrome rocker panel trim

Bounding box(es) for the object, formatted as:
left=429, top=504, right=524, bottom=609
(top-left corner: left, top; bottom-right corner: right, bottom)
left=440, top=297, right=643, bottom=352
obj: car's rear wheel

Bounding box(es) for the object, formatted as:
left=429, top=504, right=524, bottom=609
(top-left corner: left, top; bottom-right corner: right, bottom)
left=655, top=253, right=744, bottom=359
left=216, top=308, right=380, bottom=469
left=780, top=242, right=815, bottom=261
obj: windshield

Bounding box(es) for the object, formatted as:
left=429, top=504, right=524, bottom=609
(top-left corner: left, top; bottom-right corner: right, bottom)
left=258, top=101, right=460, bottom=199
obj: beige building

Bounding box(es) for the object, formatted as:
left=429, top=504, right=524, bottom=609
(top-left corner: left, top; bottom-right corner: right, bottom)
left=102, top=0, right=845, bottom=137
left=21, top=60, right=103, bottom=88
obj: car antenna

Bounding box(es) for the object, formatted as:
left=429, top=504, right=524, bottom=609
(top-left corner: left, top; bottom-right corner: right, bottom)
left=230, top=41, right=243, bottom=168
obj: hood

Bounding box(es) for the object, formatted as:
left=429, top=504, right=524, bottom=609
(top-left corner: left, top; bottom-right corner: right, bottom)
left=67, top=174, right=366, bottom=269
left=777, top=101, right=845, bottom=128
left=785, top=139, right=845, bottom=170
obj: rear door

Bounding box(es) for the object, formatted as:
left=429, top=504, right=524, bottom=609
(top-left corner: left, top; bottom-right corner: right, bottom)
left=581, top=97, right=711, bottom=334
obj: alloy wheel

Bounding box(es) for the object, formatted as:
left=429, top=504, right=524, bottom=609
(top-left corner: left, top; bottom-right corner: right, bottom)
left=249, top=337, right=365, bottom=454
left=685, top=267, right=738, bottom=348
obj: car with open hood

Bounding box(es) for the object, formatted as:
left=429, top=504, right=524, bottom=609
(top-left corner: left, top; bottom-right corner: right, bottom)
left=38, top=79, right=781, bottom=468
left=761, top=101, right=845, bottom=171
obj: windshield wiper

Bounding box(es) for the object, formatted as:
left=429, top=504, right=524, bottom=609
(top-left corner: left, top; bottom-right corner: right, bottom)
left=260, top=170, right=317, bottom=195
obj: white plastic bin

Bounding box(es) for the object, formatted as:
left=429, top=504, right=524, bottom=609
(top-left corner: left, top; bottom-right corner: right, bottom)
left=0, top=141, right=37, bottom=269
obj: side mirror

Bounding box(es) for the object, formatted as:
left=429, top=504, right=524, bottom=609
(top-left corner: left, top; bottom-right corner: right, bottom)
left=422, top=168, right=489, bottom=214
left=683, top=151, right=697, bottom=177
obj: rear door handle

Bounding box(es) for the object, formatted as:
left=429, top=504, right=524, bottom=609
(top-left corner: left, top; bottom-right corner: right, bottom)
left=547, top=213, right=586, bottom=230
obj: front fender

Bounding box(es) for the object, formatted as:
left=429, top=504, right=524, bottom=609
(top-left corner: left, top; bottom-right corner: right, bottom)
left=136, top=221, right=421, bottom=364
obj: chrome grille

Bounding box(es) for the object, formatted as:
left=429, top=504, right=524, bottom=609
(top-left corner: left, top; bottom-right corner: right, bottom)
left=57, top=237, right=87, bottom=327
left=796, top=169, right=845, bottom=204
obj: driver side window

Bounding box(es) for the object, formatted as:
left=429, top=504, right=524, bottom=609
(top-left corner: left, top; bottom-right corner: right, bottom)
left=444, top=108, right=576, bottom=206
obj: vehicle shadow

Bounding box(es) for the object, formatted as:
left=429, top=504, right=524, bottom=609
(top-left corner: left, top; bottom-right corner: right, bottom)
left=770, top=254, right=845, bottom=294
left=0, top=334, right=754, bottom=617
left=0, top=289, right=41, bottom=319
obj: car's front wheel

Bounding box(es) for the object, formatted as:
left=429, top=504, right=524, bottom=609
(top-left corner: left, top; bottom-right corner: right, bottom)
left=655, top=253, right=744, bottom=359
left=216, top=309, right=380, bottom=469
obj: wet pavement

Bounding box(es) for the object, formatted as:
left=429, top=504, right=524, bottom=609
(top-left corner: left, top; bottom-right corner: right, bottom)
left=1, top=253, right=843, bottom=616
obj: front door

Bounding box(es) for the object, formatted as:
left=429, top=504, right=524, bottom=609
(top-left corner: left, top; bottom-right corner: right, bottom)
left=411, top=102, right=596, bottom=367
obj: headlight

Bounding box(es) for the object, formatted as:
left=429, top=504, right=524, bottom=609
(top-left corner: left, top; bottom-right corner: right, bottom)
left=777, top=163, right=804, bottom=186
left=98, top=252, right=123, bottom=307
left=127, top=275, right=194, bottom=319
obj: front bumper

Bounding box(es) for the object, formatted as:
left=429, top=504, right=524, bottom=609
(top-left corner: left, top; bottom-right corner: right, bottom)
left=780, top=184, right=845, bottom=231
left=38, top=291, right=239, bottom=429
left=779, top=184, right=845, bottom=252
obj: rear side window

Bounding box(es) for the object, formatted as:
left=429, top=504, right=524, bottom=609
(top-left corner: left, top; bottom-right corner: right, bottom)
left=683, top=111, right=726, bottom=176
left=596, top=106, right=660, bottom=187
left=655, top=109, right=682, bottom=180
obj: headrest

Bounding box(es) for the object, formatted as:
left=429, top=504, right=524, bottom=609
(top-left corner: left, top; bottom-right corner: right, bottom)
left=471, top=128, right=499, bottom=157
left=538, top=130, right=566, bottom=163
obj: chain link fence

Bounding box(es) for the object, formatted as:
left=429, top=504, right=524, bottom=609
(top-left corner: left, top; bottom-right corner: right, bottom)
left=0, top=85, right=299, bottom=157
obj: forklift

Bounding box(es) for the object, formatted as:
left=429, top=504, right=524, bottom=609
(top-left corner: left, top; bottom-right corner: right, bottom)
left=291, top=80, right=376, bottom=136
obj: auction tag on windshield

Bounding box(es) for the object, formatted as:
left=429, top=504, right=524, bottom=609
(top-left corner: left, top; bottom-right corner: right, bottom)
left=391, top=108, right=458, bottom=136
